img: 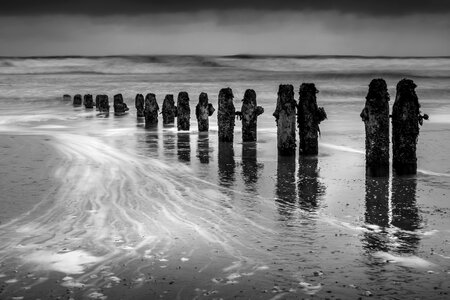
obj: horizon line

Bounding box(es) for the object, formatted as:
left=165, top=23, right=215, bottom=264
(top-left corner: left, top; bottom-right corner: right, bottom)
left=1, top=54, right=449, bottom=59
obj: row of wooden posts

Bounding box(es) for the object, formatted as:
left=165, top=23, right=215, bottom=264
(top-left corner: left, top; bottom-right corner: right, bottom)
left=361, top=78, right=428, bottom=176
left=64, top=78, right=427, bottom=176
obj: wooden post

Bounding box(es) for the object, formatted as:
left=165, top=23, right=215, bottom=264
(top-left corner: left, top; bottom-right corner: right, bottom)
left=218, top=88, right=235, bottom=142
left=195, top=92, right=215, bottom=132
left=392, top=79, right=428, bottom=175
left=273, top=84, right=297, bottom=155
left=237, top=89, right=264, bottom=142
left=83, top=94, right=94, bottom=109
left=63, top=94, right=71, bottom=102
left=97, top=95, right=109, bottom=113
left=360, top=79, right=390, bottom=176
left=162, top=94, right=177, bottom=125
left=177, top=92, right=191, bottom=131
left=95, top=95, right=100, bottom=110
left=113, top=94, right=129, bottom=116
left=73, top=94, right=82, bottom=106
left=144, top=93, right=159, bottom=127
left=135, top=94, right=145, bottom=118
left=298, top=83, right=327, bottom=155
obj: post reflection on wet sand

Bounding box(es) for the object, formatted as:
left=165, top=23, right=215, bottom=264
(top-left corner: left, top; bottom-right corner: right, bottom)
left=218, top=142, right=235, bottom=189
left=363, top=174, right=390, bottom=252
left=363, top=173, right=421, bottom=254
left=197, top=132, right=210, bottom=164
left=177, top=132, right=191, bottom=163
left=241, top=142, right=263, bottom=193
left=162, top=124, right=176, bottom=159
left=144, top=127, right=159, bottom=157
left=391, top=175, right=421, bottom=253
left=275, top=154, right=297, bottom=218
left=298, top=156, right=325, bottom=211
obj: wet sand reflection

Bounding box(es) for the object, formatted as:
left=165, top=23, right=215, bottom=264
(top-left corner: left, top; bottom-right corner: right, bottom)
left=363, top=175, right=390, bottom=252
left=298, top=156, right=325, bottom=211
left=241, top=142, right=263, bottom=194
left=391, top=175, right=421, bottom=253
left=275, top=155, right=297, bottom=218
left=197, top=132, right=210, bottom=164
left=218, top=142, right=235, bottom=189
left=363, top=173, right=421, bottom=254
left=177, top=132, right=191, bottom=163
left=162, top=124, right=176, bottom=159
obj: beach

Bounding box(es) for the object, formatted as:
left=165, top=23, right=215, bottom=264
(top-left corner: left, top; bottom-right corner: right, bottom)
left=0, top=55, right=450, bottom=299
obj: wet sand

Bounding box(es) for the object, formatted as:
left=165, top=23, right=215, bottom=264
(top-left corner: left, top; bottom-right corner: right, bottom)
left=0, top=135, right=59, bottom=225
left=0, top=113, right=450, bottom=299
left=0, top=55, right=449, bottom=299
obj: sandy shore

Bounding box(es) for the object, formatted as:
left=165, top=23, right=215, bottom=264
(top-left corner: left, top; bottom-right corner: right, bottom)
left=0, top=134, right=60, bottom=225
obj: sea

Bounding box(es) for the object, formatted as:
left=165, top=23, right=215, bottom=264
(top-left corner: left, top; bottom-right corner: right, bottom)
left=0, top=55, right=449, bottom=299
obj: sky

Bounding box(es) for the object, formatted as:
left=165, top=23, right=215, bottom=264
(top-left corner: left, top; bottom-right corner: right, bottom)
left=0, top=0, right=449, bottom=56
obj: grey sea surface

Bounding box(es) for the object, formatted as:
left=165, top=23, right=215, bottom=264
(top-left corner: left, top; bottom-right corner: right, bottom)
left=0, top=56, right=450, bottom=299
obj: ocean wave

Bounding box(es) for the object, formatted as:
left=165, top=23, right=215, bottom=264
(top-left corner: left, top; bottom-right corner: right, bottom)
left=0, top=55, right=228, bottom=75
left=1, top=56, right=448, bottom=78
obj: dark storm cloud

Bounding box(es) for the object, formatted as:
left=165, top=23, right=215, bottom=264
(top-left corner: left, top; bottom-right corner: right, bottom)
left=1, top=0, right=449, bottom=16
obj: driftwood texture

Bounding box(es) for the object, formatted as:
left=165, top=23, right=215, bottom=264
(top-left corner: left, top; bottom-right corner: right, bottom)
left=360, top=79, right=390, bottom=176
left=162, top=94, right=177, bottom=124
left=298, top=83, right=327, bottom=156
left=195, top=92, right=215, bottom=132
left=392, top=79, right=428, bottom=175
left=177, top=92, right=190, bottom=131
left=218, top=88, right=236, bottom=142
left=237, top=89, right=264, bottom=142
left=135, top=94, right=145, bottom=118
left=273, top=84, right=297, bottom=155
left=144, top=93, right=159, bottom=127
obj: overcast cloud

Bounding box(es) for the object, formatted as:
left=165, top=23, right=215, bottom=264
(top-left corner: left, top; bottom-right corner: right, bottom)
left=0, top=2, right=449, bottom=56
left=1, top=0, right=450, bottom=16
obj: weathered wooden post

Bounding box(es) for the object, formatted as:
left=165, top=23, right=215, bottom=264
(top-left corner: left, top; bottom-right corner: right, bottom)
left=113, top=94, right=129, bottom=116
left=392, top=79, right=428, bottom=175
left=95, top=95, right=100, bottom=110
left=195, top=92, right=215, bottom=132
left=298, top=83, right=327, bottom=155
left=162, top=94, right=177, bottom=125
left=63, top=94, right=71, bottom=102
left=273, top=84, right=297, bottom=155
left=218, top=88, right=236, bottom=142
left=177, top=92, right=190, bottom=131
left=97, top=95, right=110, bottom=113
left=135, top=94, right=145, bottom=118
left=84, top=94, right=94, bottom=109
left=236, top=89, right=264, bottom=142
left=144, top=93, right=159, bottom=127
left=360, top=79, right=390, bottom=176
left=73, top=94, right=82, bottom=106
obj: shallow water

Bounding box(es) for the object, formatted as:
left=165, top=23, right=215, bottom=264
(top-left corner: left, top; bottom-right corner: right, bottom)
left=0, top=56, right=450, bottom=299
